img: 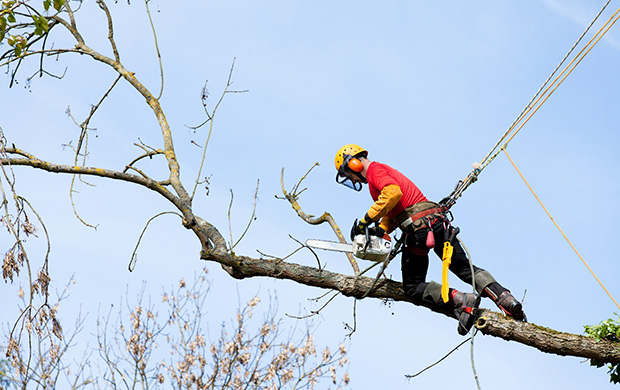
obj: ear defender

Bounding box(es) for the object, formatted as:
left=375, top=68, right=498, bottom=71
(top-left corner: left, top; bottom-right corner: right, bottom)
left=348, top=158, right=363, bottom=172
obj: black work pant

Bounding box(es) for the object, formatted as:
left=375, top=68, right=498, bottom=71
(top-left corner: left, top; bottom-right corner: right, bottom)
left=401, top=219, right=484, bottom=310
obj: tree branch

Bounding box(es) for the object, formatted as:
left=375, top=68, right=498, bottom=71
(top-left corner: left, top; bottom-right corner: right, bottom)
left=280, top=165, right=360, bottom=275
left=0, top=153, right=225, bottom=251
left=200, top=249, right=620, bottom=365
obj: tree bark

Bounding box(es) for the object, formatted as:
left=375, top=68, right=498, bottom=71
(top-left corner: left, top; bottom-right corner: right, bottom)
left=202, top=248, right=620, bottom=365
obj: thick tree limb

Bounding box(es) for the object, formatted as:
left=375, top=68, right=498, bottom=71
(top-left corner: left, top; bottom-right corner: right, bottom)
left=0, top=154, right=223, bottom=250
left=475, top=311, right=620, bottom=363
left=200, top=248, right=620, bottom=366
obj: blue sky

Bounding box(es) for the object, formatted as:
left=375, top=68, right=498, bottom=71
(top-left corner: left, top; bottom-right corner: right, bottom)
left=2, top=0, right=620, bottom=388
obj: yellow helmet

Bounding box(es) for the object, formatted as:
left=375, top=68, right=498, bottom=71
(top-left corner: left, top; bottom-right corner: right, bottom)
left=334, top=144, right=368, bottom=191
left=334, top=144, right=367, bottom=171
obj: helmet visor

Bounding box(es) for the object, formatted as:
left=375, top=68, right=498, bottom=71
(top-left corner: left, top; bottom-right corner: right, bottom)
left=336, top=171, right=363, bottom=191
left=335, top=154, right=365, bottom=191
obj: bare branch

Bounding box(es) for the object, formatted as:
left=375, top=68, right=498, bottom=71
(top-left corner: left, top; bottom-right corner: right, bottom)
left=189, top=61, right=247, bottom=202
left=128, top=211, right=182, bottom=271
left=280, top=165, right=360, bottom=274
left=0, top=151, right=226, bottom=251
left=144, top=0, right=164, bottom=100
left=96, top=0, right=120, bottom=62
left=229, top=180, right=260, bottom=251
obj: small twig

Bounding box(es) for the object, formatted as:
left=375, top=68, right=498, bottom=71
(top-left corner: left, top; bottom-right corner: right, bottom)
left=96, top=0, right=120, bottom=62
left=123, top=148, right=165, bottom=173
left=144, top=0, right=164, bottom=100
left=69, top=184, right=98, bottom=230
left=79, top=74, right=122, bottom=144
left=289, top=235, right=322, bottom=270
left=290, top=163, right=319, bottom=197
left=229, top=180, right=260, bottom=251
left=227, top=189, right=235, bottom=248
left=256, top=235, right=310, bottom=263
left=123, top=165, right=151, bottom=179
left=26, top=66, right=68, bottom=82
left=406, top=336, right=473, bottom=379
left=128, top=211, right=182, bottom=271
left=307, top=290, right=334, bottom=302
left=189, top=60, right=247, bottom=201
left=66, top=75, right=123, bottom=229
left=343, top=299, right=357, bottom=337
left=286, top=290, right=341, bottom=320
left=255, top=249, right=279, bottom=259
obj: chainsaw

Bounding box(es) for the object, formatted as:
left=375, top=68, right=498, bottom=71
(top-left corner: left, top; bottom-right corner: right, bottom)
left=306, top=223, right=407, bottom=298
left=305, top=232, right=393, bottom=262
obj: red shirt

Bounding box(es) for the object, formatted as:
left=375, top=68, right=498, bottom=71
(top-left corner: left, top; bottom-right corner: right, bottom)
left=366, top=162, right=427, bottom=219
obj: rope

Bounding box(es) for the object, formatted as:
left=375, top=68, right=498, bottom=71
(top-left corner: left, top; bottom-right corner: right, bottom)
left=502, top=147, right=620, bottom=311
left=479, top=0, right=614, bottom=169
left=444, top=1, right=620, bottom=208
left=459, top=237, right=482, bottom=390
left=493, top=3, right=620, bottom=159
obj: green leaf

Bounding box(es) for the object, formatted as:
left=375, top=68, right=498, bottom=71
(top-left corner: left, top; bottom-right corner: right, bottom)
left=44, top=0, right=51, bottom=11
left=40, top=16, right=49, bottom=32
left=7, top=35, right=15, bottom=46
left=32, top=15, right=47, bottom=35
left=53, top=0, right=64, bottom=12
left=15, top=45, right=21, bottom=57
left=0, top=30, right=5, bottom=43
left=7, top=13, right=16, bottom=23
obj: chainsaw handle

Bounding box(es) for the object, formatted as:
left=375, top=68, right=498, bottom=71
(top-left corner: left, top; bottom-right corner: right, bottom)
left=364, top=224, right=371, bottom=252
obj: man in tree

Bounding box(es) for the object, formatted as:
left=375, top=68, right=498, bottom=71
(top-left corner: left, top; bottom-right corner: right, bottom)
left=335, top=144, right=526, bottom=335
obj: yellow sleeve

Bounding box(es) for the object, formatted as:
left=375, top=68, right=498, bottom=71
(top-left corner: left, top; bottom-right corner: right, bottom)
left=379, top=216, right=398, bottom=234
left=367, top=184, right=402, bottom=221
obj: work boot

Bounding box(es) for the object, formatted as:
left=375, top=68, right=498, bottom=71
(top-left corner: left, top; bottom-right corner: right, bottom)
left=451, top=290, right=481, bottom=336
left=483, top=286, right=527, bottom=321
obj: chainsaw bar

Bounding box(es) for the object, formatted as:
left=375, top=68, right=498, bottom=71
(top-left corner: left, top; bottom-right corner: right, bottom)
left=305, top=235, right=392, bottom=262
left=305, top=239, right=353, bottom=253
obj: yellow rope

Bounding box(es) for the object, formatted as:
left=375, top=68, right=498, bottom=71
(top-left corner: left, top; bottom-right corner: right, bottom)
left=479, top=3, right=620, bottom=171
left=445, top=4, right=620, bottom=209
left=501, top=5, right=620, bottom=148
left=502, top=147, right=620, bottom=310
